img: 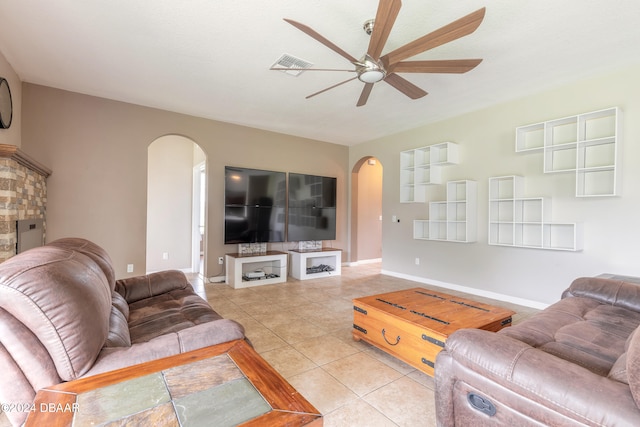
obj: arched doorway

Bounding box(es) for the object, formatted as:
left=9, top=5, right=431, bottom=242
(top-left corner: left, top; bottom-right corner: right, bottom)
left=350, top=156, right=383, bottom=263
left=147, top=135, right=206, bottom=276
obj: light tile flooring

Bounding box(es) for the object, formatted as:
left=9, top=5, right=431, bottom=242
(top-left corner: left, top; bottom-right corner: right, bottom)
left=192, top=262, right=539, bottom=427
left=0, top=264, right=538, bottom=427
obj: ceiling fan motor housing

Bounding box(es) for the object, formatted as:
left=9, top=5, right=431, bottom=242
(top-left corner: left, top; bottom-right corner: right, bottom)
left=363, top=19, right=375, bottom=35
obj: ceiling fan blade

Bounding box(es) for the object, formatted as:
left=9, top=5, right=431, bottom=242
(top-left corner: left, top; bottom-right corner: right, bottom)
left=389, top=59, right=482, bottom=74
left=306, top=77, right=358, bottom=99
left=284, top=18, right=358, bottom=63
left=356, top=83, right=374, bottom=107
left=367, top=0, right=402, bottom=60
left=381, top=7, right=486, bottom=66
left=384, top=73, right=427, bottom=99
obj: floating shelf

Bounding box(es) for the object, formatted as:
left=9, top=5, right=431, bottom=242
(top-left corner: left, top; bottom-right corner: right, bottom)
left=488, top=176, right=583, bottom=251
left=515, top=107, right=621, bottom=197
left=400, top=142, right=459, bottom=203
left=413, top=180, right=477, bottom=243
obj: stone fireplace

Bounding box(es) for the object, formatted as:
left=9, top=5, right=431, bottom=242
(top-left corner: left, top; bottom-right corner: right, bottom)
left=0, top=144, right=51, bottom=262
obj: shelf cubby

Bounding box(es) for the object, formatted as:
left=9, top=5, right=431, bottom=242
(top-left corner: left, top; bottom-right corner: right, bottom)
left=515, top=123, right=544, bottom=152
left=488, top=176, right=582, bottom=251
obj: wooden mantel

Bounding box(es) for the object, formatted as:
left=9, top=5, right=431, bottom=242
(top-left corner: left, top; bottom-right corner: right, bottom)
left=0, top=144, right=52, bottom=177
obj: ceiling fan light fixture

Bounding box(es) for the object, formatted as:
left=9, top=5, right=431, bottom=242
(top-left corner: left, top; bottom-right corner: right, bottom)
left=358, top=69, right=386, bottom=83
left=356, top=54, right=386, bottom=83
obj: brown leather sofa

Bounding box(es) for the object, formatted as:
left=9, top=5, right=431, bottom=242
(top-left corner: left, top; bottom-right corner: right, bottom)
left=435, top=277, right=640, bottom=426
left=0, top=238, right=245, bottom=426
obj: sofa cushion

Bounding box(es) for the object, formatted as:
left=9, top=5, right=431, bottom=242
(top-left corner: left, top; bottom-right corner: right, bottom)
left=0, top=246, right=112, bottom=381
left=48, top=237, right=116, bottom=292
left=127, top=287, right=223, bottom=343
left=115, top=270, right=192, bottom=303
left=500, top=296, right=640, bottom=376
left=563, top=277, right=640, bottom=312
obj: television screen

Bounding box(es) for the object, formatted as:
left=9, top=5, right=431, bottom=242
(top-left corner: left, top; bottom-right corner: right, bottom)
left=288, top=173, right=336, bottom=208
left=224, top=167, right=286, bottom=243
left=287, top=173, right=337, bottom=241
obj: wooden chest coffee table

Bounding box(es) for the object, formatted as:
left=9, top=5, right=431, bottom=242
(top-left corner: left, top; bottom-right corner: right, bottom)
left=353, top=288, right=515, bottom=376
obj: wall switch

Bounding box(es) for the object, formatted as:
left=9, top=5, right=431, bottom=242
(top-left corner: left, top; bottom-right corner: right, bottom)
left=162, top=252, right=169, bottom=260
left=127, top=264, right=134, bottom=273
left=218, top=256, right=224, bottom=265
left=415, top=258, right=420, bottom=265
left=392, top=215, right=397, bottom=222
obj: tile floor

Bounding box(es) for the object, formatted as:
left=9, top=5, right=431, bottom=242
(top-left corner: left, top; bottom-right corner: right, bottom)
left=192, top=262, right=539, bottom=427
left=0, top=263, right=538, bottom=427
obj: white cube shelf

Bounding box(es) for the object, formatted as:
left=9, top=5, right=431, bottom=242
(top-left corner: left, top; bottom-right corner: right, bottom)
left=413, top=180, right=477, bottom=243
left=515, top=107, right=621, bottom=197
left=488, top=176, right=582, bottom=251
left=400, top=142, right=458, bottom=203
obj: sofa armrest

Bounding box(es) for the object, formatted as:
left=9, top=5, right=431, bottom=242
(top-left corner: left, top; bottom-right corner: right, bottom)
left=83, top=319, right=246, bottom=377
left=435, top=328, right=640, bottom=426
left=115, top=270, right=190, bottom=303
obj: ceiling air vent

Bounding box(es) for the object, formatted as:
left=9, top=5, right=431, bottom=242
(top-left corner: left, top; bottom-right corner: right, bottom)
left=271, top=54, right=313, bottom=76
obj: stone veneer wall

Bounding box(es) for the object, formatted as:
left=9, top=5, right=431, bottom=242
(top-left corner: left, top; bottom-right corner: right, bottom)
left=0, top=158, right=48, bottom=262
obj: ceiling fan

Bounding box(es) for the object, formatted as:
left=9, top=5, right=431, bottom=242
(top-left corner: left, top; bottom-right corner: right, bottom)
left=272, top=0, right=486, bottom=107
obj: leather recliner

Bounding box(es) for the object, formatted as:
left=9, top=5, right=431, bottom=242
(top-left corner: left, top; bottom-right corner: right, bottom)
left=0, top=238, right=245, bottom=426
left=435, top=277, right=640, bottom=426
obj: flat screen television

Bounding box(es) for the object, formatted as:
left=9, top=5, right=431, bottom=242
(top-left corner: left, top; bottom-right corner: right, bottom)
left=224, top=167, right=286, bottom=244
left=287, top=173, right=337, bottom=241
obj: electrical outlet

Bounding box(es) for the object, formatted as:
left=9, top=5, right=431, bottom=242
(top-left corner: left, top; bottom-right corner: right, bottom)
left=415, top=258, right=420, bottom=265
left=127, top=264, right=134, bottom=273
left=218, top=256, right=224, bottom=265
left=162, top=252, right=169, bottom=260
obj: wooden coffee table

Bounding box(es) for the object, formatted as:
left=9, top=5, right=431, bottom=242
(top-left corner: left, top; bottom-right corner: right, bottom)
left=25, top=339, right=322, bottom=427
left=353, top=288, right=515, bottom=376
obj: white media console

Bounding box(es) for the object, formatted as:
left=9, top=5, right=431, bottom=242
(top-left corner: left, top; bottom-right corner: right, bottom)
left=225, top=251, right=288, bottom=289
left=288, top=248, right=342, bottom=280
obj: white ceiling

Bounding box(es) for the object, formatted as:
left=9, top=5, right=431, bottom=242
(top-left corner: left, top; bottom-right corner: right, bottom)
left=1, top=0, right=639, bottom=146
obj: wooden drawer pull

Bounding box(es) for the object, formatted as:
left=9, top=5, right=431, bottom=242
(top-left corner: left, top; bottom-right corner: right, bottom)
left=381, top=329, right=401, bottom=346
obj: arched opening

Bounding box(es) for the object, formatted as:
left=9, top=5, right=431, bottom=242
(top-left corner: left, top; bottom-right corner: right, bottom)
left=350, top=156, right=383, bottom=264
left=147, top=135, right=206, bottom=277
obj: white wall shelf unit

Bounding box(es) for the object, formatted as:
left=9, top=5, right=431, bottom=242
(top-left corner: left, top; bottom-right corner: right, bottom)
left=400, top=142, right=459, bottom=203
left=488, top=176, right=583, bottom=251
left=288, top=248, right=342, bottom=280
left=225, top=251, right=287, bottom=288
left=413, top=180, right=477, bottom=243
left=515, top=107, right=621, bottom=197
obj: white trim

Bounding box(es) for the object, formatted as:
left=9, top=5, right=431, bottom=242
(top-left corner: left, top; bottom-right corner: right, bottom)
left=381, top=269, right=549, bottom=310
left=347, top=258, right=382, bottom=267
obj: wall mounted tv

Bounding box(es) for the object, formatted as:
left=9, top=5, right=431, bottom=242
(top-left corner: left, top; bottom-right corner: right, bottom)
left=224, top=167, right=286, bottom=244
left=287, top=173, right=337, bottom=242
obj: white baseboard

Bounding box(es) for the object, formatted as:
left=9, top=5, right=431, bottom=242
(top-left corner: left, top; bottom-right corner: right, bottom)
left=381, top=269, right=549, bottom=310
left=347, top=258, right=382, bottom=267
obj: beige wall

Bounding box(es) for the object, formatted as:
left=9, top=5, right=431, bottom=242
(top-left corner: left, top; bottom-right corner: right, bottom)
left=0, top=50, right=21, bottom=147
left=350, top=64, right=640, bottom=306
left=21, top=84, right=349, bottom=278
